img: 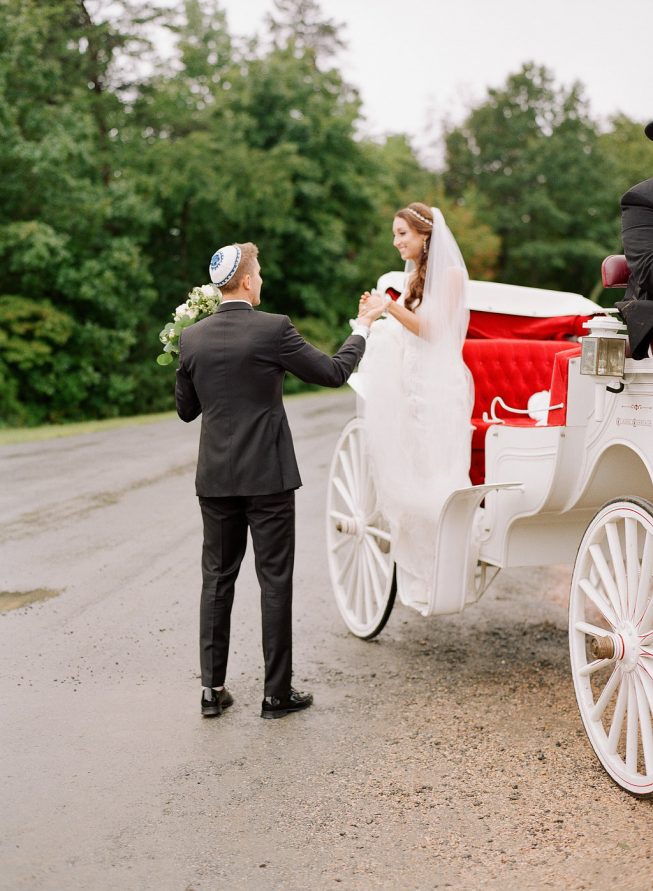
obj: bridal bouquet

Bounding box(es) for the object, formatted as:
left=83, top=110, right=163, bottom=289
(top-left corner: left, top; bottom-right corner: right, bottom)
left=156, top=284, right=221, bottom=365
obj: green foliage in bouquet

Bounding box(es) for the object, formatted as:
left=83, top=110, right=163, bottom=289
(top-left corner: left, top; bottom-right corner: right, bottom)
left=157, top=285, right=222, bottom=366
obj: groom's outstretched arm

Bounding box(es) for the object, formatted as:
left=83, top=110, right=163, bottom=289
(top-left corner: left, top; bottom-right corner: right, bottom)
left=277, top=317, right=366, bottom=387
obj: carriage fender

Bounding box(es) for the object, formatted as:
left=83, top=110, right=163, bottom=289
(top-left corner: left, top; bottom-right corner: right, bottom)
left=427, top=482, right=522, bottom=616
left=569, top=440, right=653, bottom=512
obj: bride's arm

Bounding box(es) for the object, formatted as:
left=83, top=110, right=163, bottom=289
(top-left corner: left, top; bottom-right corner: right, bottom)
left=367, top=266, right=466, bottom=338
left=384, top=300, right=420, bottom=337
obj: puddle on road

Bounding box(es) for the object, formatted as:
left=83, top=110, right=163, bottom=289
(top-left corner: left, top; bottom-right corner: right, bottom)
left=0, top=588, right=62, bottom=612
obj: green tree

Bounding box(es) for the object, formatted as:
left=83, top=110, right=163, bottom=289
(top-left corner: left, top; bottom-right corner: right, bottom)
left=443, top=63, right=617, bottom=298
left=134, top=0, right=380, bottom=328
left=600, top=115, right=652, bottom=200
left=0, top=0, right=160, bottom=423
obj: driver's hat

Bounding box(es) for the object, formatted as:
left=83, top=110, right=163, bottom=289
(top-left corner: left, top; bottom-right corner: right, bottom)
left=645, top=121, right=653, bottom=141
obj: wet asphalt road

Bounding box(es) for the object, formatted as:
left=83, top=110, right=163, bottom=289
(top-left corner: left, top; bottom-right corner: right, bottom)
left=2, top=390, right=653, bottom=891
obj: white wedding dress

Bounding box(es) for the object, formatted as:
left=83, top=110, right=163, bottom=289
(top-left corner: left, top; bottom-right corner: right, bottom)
left=359, top=209, right=474, bottom=613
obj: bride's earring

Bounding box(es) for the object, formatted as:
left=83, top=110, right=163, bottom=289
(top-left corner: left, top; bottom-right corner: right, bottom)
left=423, top=239, right=428, bottom=254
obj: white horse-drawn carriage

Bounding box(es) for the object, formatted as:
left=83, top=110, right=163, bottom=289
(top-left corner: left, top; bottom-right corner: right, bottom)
left=326, top=258, right=653, bottom=796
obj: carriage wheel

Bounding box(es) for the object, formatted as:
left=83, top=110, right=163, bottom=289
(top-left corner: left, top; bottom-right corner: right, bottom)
left=326, top=418, right=396, bottom=639
left=570, top=498, right=653, bottom=796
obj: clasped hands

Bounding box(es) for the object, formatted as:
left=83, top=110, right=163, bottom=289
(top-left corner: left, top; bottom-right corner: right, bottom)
left=357, top=290, right=389, bottom=327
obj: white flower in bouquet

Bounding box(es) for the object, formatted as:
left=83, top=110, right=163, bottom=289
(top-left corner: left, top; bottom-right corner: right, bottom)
left=157, top=283, right=222, bottom=366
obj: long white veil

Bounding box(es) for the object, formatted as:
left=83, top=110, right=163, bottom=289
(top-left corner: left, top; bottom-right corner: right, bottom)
left=360, top=207, right=474, bottom=609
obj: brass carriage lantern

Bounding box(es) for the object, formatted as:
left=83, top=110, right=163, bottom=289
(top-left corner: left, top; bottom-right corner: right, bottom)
left=580, top=314, right=627, bottom=378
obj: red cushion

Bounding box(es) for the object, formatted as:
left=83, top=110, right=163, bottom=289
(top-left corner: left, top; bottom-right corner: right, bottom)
left=547, top=346, right=581, bottom=425
left=468, top=311, right=591, bottom=341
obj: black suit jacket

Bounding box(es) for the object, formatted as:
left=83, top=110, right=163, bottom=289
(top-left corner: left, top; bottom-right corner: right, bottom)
left=175, top=302, right=366, bottom=496
left=618, top=178, right=653, bottom=357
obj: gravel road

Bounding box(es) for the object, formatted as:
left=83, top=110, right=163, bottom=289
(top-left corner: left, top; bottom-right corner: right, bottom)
left=2, top=390, right=653, bottom=891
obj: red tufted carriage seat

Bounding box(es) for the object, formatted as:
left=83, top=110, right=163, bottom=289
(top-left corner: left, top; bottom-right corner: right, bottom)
left=463, top=339, right=581, bottom=485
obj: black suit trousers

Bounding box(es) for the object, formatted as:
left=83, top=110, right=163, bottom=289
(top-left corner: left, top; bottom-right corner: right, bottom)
left=198, top=490, right=295, bottom=696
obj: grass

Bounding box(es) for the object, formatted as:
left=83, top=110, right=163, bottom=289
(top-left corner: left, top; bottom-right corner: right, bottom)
left=0, top=387, right=345, bottom=446
left=0, top=411, right=177, bottom=445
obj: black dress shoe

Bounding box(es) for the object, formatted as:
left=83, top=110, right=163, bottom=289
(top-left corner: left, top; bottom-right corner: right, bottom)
left=201, top=687, right=234, bottom=718
left=261, top=687, right=313, bottom=719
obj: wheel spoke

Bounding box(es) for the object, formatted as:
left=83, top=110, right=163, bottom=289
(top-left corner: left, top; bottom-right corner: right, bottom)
left=361, top=462, right=375, bottom=516
left=363, top=540, right=384, bottom=606
left=589, top=562, right=600, bottom=587
left=349, top=429, right=363, bottom=497
left=634, top=675, right=653, bottom=776
left=337, top=537, right=357, bottom=586
left=607, top=676, right=628, bottom=753
left=637, top=663, right=653, bottom=709
left=591, top=665, right=621, bottom=721
left=638, top=593, right=653, bottom=637
left=365, top=534, right=391, bottom=579
left=579, top=658, right=612, bottom=677
left=606, top=522, right=629, bottom=619
left=366, top=525, right=391, bottom=543
left=625, top=518, right=640, bottom=620
left=626, top=677, right=639, bottom=773
left=635, top=532, right=653, bottom=625
left=338, top=448, right=359, bottom=508
left=349, top=549, right=363, bottom=619
left=579, top=578, right=618, bottom=628
left=575, top=620, right=614, bottom=639
left=361, top=546, right=375, bottom=618
left=590, top=543, right=625, bottom=622
left=357, top=428, right=370, bottom=493
left=333, top=476, right=356, bottom=517
left=330, top=533, right=354, bottom=554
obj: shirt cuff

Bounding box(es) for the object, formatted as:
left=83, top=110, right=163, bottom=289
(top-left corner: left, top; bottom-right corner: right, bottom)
left=351, top=324, right=370, bottom=340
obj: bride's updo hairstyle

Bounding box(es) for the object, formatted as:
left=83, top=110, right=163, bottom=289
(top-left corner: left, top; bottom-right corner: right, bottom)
left=394, top=202, right=433, bottom=313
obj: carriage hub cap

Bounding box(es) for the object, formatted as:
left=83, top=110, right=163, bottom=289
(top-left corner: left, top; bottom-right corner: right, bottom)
left=335, top=513, right=365, bottom=540
left=615, top=622, right=640, bottom=672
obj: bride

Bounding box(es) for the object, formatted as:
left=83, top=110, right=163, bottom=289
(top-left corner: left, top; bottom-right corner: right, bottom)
left=358, top=202, right=474, bottom=613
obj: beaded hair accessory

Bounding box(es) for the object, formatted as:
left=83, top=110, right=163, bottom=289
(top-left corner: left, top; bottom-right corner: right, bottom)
left=405, top=207, right=433, bottom=227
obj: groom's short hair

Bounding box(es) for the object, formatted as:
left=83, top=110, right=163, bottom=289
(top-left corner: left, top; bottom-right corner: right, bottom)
left=221, top=242, right=259, bottom=293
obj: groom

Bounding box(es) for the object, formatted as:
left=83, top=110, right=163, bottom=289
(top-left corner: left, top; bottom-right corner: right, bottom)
left=176, top=242, right=381, bottom=719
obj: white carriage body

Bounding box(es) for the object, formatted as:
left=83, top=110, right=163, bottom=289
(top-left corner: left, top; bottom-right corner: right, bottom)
left=329, top=268, right=653, bottom=796
left=352, top=273, right=653, bottom=617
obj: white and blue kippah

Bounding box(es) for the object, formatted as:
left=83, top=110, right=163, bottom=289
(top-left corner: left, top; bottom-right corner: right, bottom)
left=209, top=244, right=241, bottom=287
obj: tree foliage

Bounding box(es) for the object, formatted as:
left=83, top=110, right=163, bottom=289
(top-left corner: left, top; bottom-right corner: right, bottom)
left=0, top=5, right=648, bottom=426
left=443, top=63, right=622, bottom=300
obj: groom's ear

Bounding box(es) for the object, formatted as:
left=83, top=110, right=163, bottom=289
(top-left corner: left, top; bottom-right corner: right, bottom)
left=242, top=273, right=251, bottom=291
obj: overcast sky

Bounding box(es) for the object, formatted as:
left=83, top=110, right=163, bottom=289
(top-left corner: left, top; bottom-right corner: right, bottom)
left=217, top=0, right=652, bottom=158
